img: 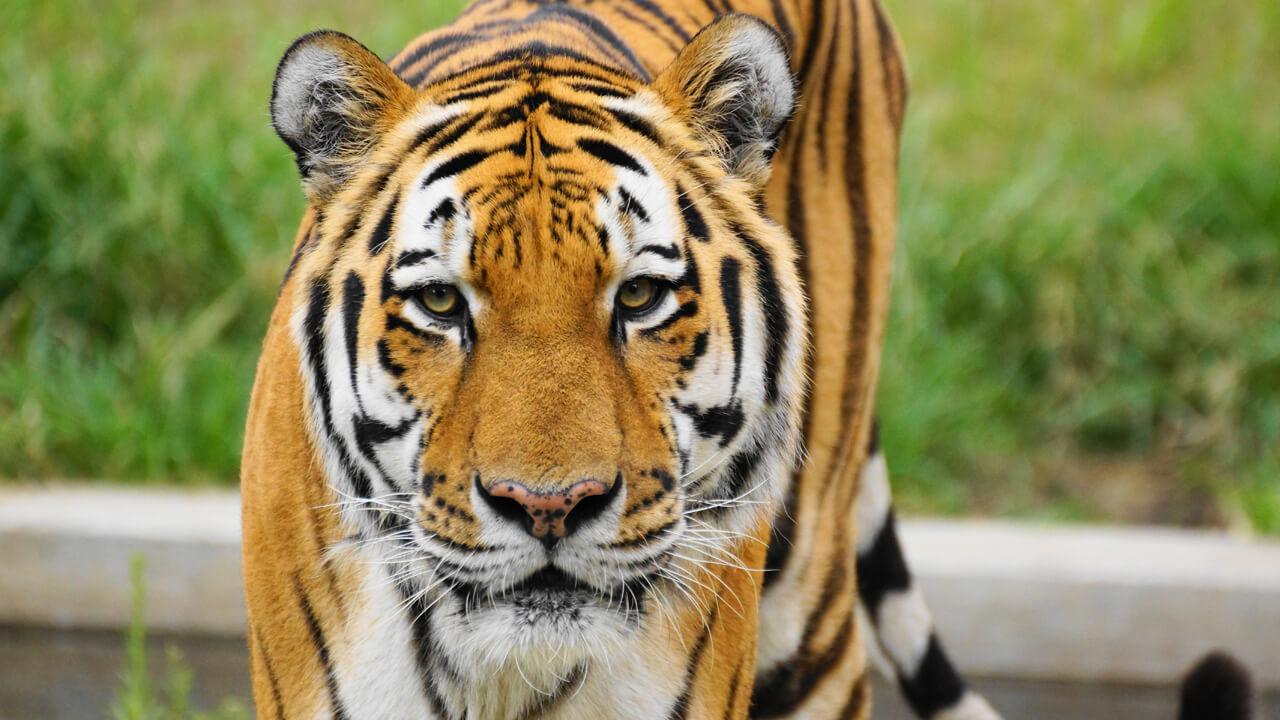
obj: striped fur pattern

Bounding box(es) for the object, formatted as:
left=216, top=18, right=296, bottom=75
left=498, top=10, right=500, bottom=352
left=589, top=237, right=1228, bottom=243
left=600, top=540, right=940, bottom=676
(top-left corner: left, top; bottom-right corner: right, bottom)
left=241, top=0, right=996, bottom=718
left=855, top=424, right=999, bottom=720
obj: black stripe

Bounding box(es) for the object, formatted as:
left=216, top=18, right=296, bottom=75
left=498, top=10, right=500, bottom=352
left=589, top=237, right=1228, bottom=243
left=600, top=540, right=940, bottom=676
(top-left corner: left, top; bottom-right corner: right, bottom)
left=253, top=629, right=288, bottom=720
left=899, top=634, right=968, bottom=717
left=422, top=149, right=488, bottom=187
left=666, top=604, right=719, bottom=720
left=752, top=556, right=851, bottom=716
left=439, top=85, right=506, bottom=104
left=434, top=41, right=639, bottom=86
left=368, top=195, right=400, bottom=255
left=568, top=81, right=631, bottom=98
left=639, top=299, right=698, bottom=337
left=678, top=187, right=709, bottom=242
left=340, top=272, right=414, bottom=494
left=397, top=249, right=436, bottom=267
left=637, top=243, right=680, bottom=260
left=427, top=198, right=457, bottom=226
left=546, top=99, right=610, bottom=130
left=394, top=580, right=455, bottom=718
left=294, top=576, right=350, bottom=720
left=307, top=502, right=350, bottom=620
left=738, top=227, right=788, bottom=404
left=618, top=187, right=651, bottom=222
left=796, top=0, right=825, bottom=81
left=624, top=0, right=692, bottom=42
left=607, top=518, right=678, bottom=549
left=342, top=273, right=365, bottom=402
left=752, top=613, right=855, bottom=717
left=868, top=417, right=881, bottom=455
left=353, top=412, right=418, bottom=449
left=403, top=35, right=487, bottom=87
left=673, top=399, right=744, bottom=448
left=596, top=224, right=612, bottom=256
left=712, top=443, right=765, bottom=507
left=724, top=656, right=747, bottom=720
left=377, top=338, right=406, bottom=377
left=856, top=509, right=911, bottom=612
left=769, top=0, right=797, bottom=50
left=814, top=0, right=843, bottom=172
left=719, top=257, right=743, bottom=393
left=831, top=0, right=874, bottom=487
left=614, top=5, right=683, bottom=54
left=577, top=138, right=646, bottom=174
left=607, top=107, right=662, bottom=145
left=386, top=314, right=448, bottom=347
left=411, top=113, right=484, bottom=157
left=393, top=32, right=476, bottom=76
left=677, top=249, right=701, bottom=293
left=873, top=1, right=907, bottom=133
left=836, top=669, right=870, bottom=720
left=279, top=223, right=317, bottom=294
left=526, top=4, right=650, bottom=80
left=762, top=481, right=797, bottom=587
left=304, top=276, right=373, bottom=499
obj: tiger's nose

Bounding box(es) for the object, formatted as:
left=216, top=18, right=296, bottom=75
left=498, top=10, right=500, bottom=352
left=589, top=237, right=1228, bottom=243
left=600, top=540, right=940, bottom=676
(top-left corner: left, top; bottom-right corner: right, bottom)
left=479, top=478, right=615, bottom=540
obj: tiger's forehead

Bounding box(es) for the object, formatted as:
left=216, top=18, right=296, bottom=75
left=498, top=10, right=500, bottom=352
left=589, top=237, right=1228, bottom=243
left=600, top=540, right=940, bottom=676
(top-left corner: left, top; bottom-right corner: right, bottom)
left=387, top=79, right=687, bottom=299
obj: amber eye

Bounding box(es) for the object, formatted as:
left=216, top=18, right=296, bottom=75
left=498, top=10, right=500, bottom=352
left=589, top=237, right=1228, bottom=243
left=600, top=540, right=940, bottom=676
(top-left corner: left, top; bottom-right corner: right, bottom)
left=617, top=277, right=663, bottom=313
left=420, top=284, right=461, bottom=316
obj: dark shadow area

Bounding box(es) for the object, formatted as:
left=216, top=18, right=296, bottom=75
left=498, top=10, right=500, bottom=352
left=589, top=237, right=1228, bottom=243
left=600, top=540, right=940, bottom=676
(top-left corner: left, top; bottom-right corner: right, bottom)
left=3, top=625, right=1277, bottom=719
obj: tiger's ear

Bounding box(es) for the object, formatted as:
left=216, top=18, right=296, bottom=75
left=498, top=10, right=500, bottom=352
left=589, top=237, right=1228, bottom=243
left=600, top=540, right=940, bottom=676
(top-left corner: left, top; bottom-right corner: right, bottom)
left=653, top=14, right=795, bottom=189
left=270, top=31, right=412, bottom=204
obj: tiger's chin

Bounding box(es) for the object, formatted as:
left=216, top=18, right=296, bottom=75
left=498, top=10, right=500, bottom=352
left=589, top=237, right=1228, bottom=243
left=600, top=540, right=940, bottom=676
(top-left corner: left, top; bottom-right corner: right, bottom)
left=437, top=566, right=647, bottom=665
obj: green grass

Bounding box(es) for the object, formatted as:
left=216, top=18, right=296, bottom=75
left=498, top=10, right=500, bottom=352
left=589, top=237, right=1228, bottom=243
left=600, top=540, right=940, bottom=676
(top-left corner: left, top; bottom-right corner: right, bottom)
left=879, top=0, right=1280, bottom=530
left=112, top=556, right=249, bottom=719
left=1, top=0, right=1277, bottom=530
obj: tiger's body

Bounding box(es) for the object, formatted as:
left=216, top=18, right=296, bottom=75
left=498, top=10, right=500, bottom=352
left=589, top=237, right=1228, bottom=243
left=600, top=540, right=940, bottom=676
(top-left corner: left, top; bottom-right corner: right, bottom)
left=241, top=0, right=995, bottom=718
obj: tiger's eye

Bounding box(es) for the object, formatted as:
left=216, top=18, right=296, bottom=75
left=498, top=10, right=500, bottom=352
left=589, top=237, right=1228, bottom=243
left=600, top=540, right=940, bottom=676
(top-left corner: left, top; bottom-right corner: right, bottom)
left=618, top=277, right=657, bottom=311
left=421, top=284, right=460, bottom=315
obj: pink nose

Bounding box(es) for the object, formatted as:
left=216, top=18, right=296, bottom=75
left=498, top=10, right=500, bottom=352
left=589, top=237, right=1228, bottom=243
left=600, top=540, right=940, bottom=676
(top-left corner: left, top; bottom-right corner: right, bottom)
left=485, top=479, right=611, bottom=538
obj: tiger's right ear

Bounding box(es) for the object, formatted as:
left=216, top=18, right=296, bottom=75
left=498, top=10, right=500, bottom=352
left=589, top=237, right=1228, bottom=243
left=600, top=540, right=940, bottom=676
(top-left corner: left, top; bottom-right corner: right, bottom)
left=270, top=31, right=412, bottom=204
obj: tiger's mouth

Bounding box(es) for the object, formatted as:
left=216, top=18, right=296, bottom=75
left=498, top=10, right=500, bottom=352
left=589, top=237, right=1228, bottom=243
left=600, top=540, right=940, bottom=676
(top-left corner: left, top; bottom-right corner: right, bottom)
left=457, top=564, right=648, bottom=626
left=508, top=565, right=595, bottom=596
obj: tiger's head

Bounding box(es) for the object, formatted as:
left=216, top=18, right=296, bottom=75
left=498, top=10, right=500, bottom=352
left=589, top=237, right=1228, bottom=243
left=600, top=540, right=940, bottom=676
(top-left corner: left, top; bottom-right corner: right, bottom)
left=269, top=15, right=806, bottom=661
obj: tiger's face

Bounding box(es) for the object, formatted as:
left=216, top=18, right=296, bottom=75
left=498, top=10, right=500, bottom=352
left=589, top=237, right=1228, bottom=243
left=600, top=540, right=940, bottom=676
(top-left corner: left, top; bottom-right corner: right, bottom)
left=271, top=17, right=804, bottom=659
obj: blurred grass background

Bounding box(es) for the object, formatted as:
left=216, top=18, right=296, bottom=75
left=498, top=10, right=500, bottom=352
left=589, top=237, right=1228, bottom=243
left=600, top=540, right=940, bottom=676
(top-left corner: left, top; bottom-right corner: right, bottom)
left=1, top=0, right=1277, bottom=531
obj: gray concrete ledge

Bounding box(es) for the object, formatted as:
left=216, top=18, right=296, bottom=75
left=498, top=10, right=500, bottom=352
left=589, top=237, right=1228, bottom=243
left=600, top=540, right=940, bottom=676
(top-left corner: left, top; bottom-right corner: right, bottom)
left=0, top=486, right=244, bottom=636
left=2, top=486, right=1277, bottom=688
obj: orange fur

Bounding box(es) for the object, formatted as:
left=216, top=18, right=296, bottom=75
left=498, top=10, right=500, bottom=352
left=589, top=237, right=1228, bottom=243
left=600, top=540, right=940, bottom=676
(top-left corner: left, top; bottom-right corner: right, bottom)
left=243, top=1, right=907, bottom=718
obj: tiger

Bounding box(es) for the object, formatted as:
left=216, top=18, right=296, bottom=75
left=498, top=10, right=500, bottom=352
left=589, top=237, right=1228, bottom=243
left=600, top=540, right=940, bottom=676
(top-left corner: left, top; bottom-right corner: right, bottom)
left=240, top=0, right=1000, bottom=718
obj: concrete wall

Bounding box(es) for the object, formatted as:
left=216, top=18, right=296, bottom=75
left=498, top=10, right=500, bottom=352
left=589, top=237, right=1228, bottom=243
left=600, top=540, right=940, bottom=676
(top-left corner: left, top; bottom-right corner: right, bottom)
left=2, top=486, right=1277, bottom=688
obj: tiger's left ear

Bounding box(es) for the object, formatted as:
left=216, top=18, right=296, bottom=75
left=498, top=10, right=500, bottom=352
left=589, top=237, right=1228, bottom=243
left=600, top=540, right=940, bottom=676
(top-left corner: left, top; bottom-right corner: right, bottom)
left=270, top=30, right=413, bottom=204
left=653, top=14, right=796, bottom=189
